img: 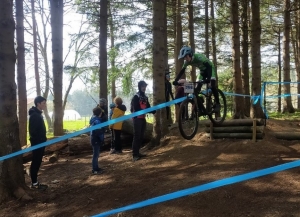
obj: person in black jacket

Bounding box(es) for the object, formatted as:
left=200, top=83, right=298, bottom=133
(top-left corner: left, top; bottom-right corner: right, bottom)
left=28, top=96, right=48, bottom=190
left=131, top=80, right=156, bottom=161
left=165, top=72, right=174, bottom=123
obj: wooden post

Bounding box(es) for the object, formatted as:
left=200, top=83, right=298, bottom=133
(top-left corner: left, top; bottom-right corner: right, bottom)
left=210, top=122, right=214, bottom=140
left=252, top=119, right=257, bottom=142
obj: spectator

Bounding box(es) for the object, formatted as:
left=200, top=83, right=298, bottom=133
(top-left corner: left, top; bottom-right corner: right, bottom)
left=28, top=96, right=48, bottom=190
left=89, top=107, right=105, bottom=175
left=131, top=81, right=156, bottom=161
left=109, top=97, right=127, bottom=154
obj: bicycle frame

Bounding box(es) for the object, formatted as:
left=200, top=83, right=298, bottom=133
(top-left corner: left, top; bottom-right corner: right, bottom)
left=182, top=82, right=211, bottom=116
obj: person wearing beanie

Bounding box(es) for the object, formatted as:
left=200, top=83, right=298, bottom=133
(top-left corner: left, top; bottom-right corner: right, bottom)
left=131, top=81, right=156, bottom=161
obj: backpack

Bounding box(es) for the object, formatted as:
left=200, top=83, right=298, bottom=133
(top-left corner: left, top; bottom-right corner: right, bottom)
left=130, top=92, right=141, bottom=113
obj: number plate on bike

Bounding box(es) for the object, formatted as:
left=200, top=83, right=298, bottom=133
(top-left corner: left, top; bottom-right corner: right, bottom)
left=184, top=82, right=194, bottom=93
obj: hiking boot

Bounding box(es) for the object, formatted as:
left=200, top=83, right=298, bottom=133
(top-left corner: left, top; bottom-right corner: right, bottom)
left=132, top=156, right=141, bottom=161
left=92, top=169, right=104, bottom=175
left=110, top=149, right=117, bottom=154
left=30, top=182, right=48, bottom=190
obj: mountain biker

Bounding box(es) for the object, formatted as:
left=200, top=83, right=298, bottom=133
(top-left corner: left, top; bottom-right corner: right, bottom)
left=172, top=46, right=220, bottom=112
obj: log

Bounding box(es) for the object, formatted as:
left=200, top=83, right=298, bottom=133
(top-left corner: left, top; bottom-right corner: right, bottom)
left=204, top=126, right=265, bottom=133
left=205, top=133, right=264, bottom=139
left=49, top=151, right=59, bottom=163
left=23, top=138, right=68, bottom=164
left=273, top=132, right=300, bottom=140
left=121, top=119, right=153, bottom=141
left=203, top=118, right=265, bottom=127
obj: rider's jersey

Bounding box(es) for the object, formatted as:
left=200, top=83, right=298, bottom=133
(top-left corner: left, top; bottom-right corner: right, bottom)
left=182, top=53, right=216, bottom=80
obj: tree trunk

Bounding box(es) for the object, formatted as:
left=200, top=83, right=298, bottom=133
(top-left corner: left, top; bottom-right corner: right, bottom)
left=205, top=0, right=209, bottom=57
left=273, top=132, right=300, bottom=140
left=250, top=0, right=264, bottom=118
left=292, top=3, right=300, bottom=109
left=16, top=0, right=27, bottom=148
left=151, top=0, right=168, bottom=148
left=0, top=0, right=29, bottom=202
left=277, top=31, right=282, bottom=112
left=204, top=126, right=265, bottom=133
left=50, top=0, right=64, bottom=136
left=108, top=2, right=116, bottom=100
left=205, top=133, right=263, bottom=139
left=210, top=0, right=218, bottom=85
left=31, top=0, right=41, bottom=96
left=99, top=0, right=108, bottom=109
left=187, top=0, right=196, bottom=82
left=204, top=118, right=265, bottom=127
left=282, top=0, right=295, bottom=113
left=231, top=0, right=245, bottom=118
left=174, top=0, right=183, bottom=122
left=22, top=138, right=68, bottom=163
left=241, top=0, right=250, bottom=117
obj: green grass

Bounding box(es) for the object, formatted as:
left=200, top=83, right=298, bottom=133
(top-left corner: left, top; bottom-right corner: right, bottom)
left=267, top=111, right=300, bottom=121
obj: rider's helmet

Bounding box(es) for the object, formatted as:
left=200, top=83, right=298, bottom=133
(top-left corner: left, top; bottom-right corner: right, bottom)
left=178, top=46, right=193, bottom=59
left=99, top=98, right=107, bottom=106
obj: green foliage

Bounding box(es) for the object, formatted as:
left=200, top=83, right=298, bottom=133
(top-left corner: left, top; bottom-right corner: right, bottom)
left=268, top=111, right=300, bottom=120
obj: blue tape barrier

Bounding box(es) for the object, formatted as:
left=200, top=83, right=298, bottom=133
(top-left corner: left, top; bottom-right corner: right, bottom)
left=0, top=97, right=186, bottom=162
left=222, top=92, right=260, bottom=105
left=92, top=159, right=300, bottom=217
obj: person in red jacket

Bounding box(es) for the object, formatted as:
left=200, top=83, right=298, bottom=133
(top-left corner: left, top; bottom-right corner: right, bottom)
left=131, top=81, right=156, bottom=161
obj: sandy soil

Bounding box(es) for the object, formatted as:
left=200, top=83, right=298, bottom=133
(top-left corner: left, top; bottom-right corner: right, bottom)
left=2, top=119, right=300, bottom=217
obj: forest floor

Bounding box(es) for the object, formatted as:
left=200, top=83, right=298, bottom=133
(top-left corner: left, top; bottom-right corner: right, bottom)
left=2, top=119, right=300, bottom=217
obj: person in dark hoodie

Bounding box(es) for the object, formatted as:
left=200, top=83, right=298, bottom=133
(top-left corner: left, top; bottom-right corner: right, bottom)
left=89, top=107, right=105, bottom=175
left=109, top=97, right=127, bottom=154
left=131, top=80, right=156, bottom=161
left=28, top=96, right=48, bottom=190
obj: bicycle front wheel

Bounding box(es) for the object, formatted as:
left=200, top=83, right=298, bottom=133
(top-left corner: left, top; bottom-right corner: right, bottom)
left=208, top=88, right=227, bottom=125
left=178, top=98, right=198, bottom=140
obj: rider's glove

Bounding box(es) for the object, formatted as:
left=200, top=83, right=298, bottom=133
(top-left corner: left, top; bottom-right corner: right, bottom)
left=172, top=80, right=179, bottom=86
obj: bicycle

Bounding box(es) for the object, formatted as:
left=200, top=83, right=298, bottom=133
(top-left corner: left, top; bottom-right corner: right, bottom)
left=176, top=81, right=227, bottom=140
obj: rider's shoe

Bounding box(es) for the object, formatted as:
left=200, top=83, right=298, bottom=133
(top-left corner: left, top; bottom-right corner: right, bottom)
left=213, top=103, right=221, bottom=112
left=198, top=109, right=205, bottom=117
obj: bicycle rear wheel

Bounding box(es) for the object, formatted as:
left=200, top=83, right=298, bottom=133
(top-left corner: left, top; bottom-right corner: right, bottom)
left=207, top=89, right=227, bottom=125
left=178, top=98, right=198, bottom=140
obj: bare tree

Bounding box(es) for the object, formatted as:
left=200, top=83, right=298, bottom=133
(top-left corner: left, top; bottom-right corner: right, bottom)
left=31, top=0, right=41, bottom=95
